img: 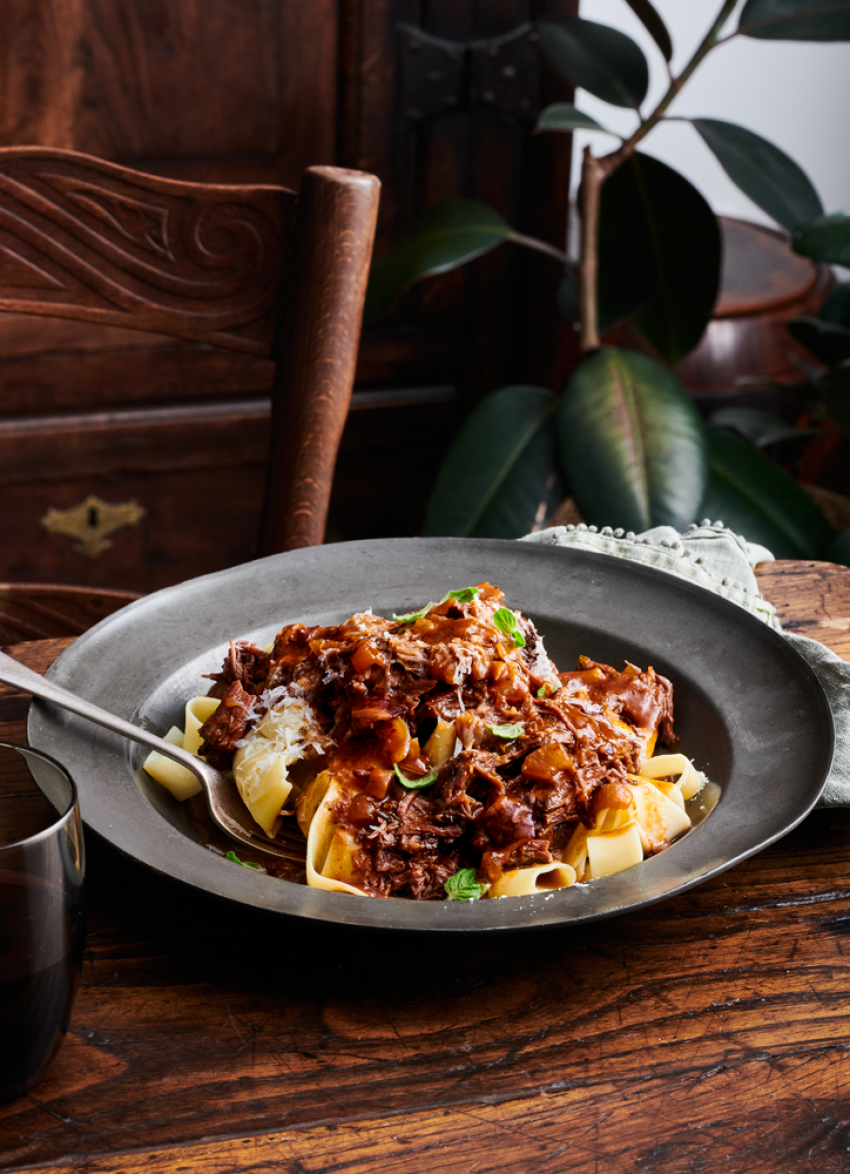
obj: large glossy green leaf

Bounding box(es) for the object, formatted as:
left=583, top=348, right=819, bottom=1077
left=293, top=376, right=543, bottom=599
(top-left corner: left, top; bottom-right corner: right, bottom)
left=599, top=153, right=721, bottom=363
left=793, top=211, right=850, bottom=266
left=535, top=103, right=614, bottom=135
left=692, top=119, right=822, bottom=232
left=623, top=0, right=673, bottom=61
left=738, top=0, right=850, bottom=40
left=596, top=226, right=655, bottom=333
left=422, top=386, right=563, bottom=539
left=537, top=18, right=649, bottom=108
left=700, top=429, right=833, bottom=558
left=557, top=348, right=708, bottom=531
left=365, top=200, right=511, bottom=320
left=788, top=316, right=850, bottom=366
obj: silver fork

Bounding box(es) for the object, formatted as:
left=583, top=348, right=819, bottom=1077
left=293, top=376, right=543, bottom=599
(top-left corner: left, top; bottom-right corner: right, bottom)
left=0, top=649, right=306, bottom=863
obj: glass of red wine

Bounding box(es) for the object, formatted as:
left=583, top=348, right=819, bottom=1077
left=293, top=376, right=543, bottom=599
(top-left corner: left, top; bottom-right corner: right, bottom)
left=0, top=740, right=85, bottom=1103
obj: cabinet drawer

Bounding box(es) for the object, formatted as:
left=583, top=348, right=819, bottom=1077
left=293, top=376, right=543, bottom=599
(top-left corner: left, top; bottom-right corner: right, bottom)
left=2, top=402, right=270, bottom=593
left=1, top=386, right=459, bottom=593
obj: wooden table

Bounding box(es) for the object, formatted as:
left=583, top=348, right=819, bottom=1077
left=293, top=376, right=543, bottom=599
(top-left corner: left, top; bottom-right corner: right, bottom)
left=2, top=560, right=850, bottom=1174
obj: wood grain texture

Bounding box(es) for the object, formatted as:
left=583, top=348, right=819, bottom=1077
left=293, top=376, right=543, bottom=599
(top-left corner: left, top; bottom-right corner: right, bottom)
left=0, top=468, right=268, bottom=595
left=2, top=564, right=850, bottom=1172
left=755, top=559, right=850, bottom=660
left=0, top=584, right=138, bottom=643
left=261, top=166, right=381, bottom=552
left=0, top=0, right=337, bottom=182
left=0, top=391, right=456, bottom=592
left=0, top=148, right=294, bottom=354
left=0, top=311, right=277, bottom=411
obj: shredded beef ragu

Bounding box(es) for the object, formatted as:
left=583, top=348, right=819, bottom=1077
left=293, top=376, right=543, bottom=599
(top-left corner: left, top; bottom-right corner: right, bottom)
left=199, top=583, right=676, bottom=899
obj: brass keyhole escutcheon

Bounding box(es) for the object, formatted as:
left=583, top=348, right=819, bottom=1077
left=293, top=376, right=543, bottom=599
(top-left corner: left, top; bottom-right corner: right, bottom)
left=41, top=494, right=146, bottom=558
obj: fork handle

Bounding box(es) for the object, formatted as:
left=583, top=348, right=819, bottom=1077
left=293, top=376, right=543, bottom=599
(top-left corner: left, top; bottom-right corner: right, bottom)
left=0, top=649, right=213, bottom=783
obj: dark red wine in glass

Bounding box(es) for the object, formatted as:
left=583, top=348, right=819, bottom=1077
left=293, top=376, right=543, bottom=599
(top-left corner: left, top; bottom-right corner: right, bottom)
left=0, top=742, right=85, bottom=1102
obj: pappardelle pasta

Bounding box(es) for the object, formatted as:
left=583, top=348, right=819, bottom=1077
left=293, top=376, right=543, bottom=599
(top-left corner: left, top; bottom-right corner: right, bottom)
left=143, top=583, right=707, bottom=900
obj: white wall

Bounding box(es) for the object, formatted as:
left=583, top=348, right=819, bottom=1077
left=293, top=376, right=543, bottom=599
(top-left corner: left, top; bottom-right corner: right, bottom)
left=571, top=1, right=850, bottom=229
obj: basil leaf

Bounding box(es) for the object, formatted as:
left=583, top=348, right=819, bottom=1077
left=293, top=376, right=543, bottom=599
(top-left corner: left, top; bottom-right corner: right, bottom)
left=393, top=605, right=430, bottom=623
left=490, top=723, right=524, bottom=739
left=226, top=850, right=267, bottom=873
left=492, top=606, right=526, bottom=648
left=441, top=586, right=480, bottom=604
left=445, top=868, right=489, bottom=901
left=393, top=763, right=440, bottom=790
left=395, top=586, right=480, bottom=623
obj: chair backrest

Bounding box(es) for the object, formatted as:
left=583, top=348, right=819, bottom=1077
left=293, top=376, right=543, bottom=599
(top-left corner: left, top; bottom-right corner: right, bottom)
left=0, top=148, right=380, bottom=554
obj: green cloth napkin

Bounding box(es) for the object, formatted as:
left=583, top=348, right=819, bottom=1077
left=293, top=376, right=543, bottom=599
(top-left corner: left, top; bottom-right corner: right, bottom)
left=521, top=519, right=850, bottom=807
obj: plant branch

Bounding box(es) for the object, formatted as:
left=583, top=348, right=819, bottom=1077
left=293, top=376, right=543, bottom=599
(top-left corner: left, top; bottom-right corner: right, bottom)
left=600, top=0, right=739, bottom=176
left=507, top=230, right=570, bottom=267
left=573, top=0, right=738, bottom=359
left=578, top=146, right=605, bottom=353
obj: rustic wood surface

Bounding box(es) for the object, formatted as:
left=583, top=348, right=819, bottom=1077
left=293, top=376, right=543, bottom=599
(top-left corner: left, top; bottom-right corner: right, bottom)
left=2, top=560, right=850, bottom=1173
left=0, top=584, right=139, bottom=644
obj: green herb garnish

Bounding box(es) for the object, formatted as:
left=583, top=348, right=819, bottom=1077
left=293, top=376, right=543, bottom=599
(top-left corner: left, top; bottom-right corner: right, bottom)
left=393, top=586, right=479, bottom=623
left=489, top=722, right=524, bottom=739
left=537, top=681, right=558, bottom=698
left=226, top=850, right=267, bottom=873
left=393, top=604, right=430, bottom=623
left=445, top=868, right=489, bottom=901
left=393, top=763, right=440, bottom=790
left=493, top=606, right=526, bottom=648
left=441, top=586, right=479, bottom=604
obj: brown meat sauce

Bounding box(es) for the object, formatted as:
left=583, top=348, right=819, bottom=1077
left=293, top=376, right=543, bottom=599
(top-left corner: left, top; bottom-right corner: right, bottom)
left=199, top=583, right=676, bottom=899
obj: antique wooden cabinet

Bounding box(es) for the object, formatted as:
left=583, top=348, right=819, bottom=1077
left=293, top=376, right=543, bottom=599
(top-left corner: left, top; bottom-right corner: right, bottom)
left=0, top=0, right=576, bottom=592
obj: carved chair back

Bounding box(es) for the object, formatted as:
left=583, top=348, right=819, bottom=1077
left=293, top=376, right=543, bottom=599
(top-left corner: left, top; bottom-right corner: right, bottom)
left=0, top=148, right=380, bottom=553
left=0, top=149, right=379, bottom=643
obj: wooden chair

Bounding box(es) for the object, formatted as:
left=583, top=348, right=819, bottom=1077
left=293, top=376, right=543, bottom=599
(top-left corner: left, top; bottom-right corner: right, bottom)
left=0, top=148, right=380, bottom=644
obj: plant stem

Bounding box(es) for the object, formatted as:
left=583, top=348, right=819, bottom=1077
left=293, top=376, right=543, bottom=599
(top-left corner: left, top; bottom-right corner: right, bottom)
left=573, top=0, right=738, bottom=355
left=603, top=0, right=739, bottom=175
left=578, top=146, right=605, bottom=352
left=507, top=230, right=570, bottom=266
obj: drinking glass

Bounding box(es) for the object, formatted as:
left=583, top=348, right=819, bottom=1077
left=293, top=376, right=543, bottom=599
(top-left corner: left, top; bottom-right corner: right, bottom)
left=0, top=740, right=85, bottom=1102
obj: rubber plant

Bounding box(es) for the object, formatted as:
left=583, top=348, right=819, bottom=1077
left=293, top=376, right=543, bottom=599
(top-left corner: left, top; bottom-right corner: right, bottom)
left=366, top=0, right=850, bottom=559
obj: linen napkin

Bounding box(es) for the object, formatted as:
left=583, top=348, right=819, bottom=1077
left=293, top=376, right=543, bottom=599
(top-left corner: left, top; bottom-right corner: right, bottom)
left=521, top=519, right=850, bottom=807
